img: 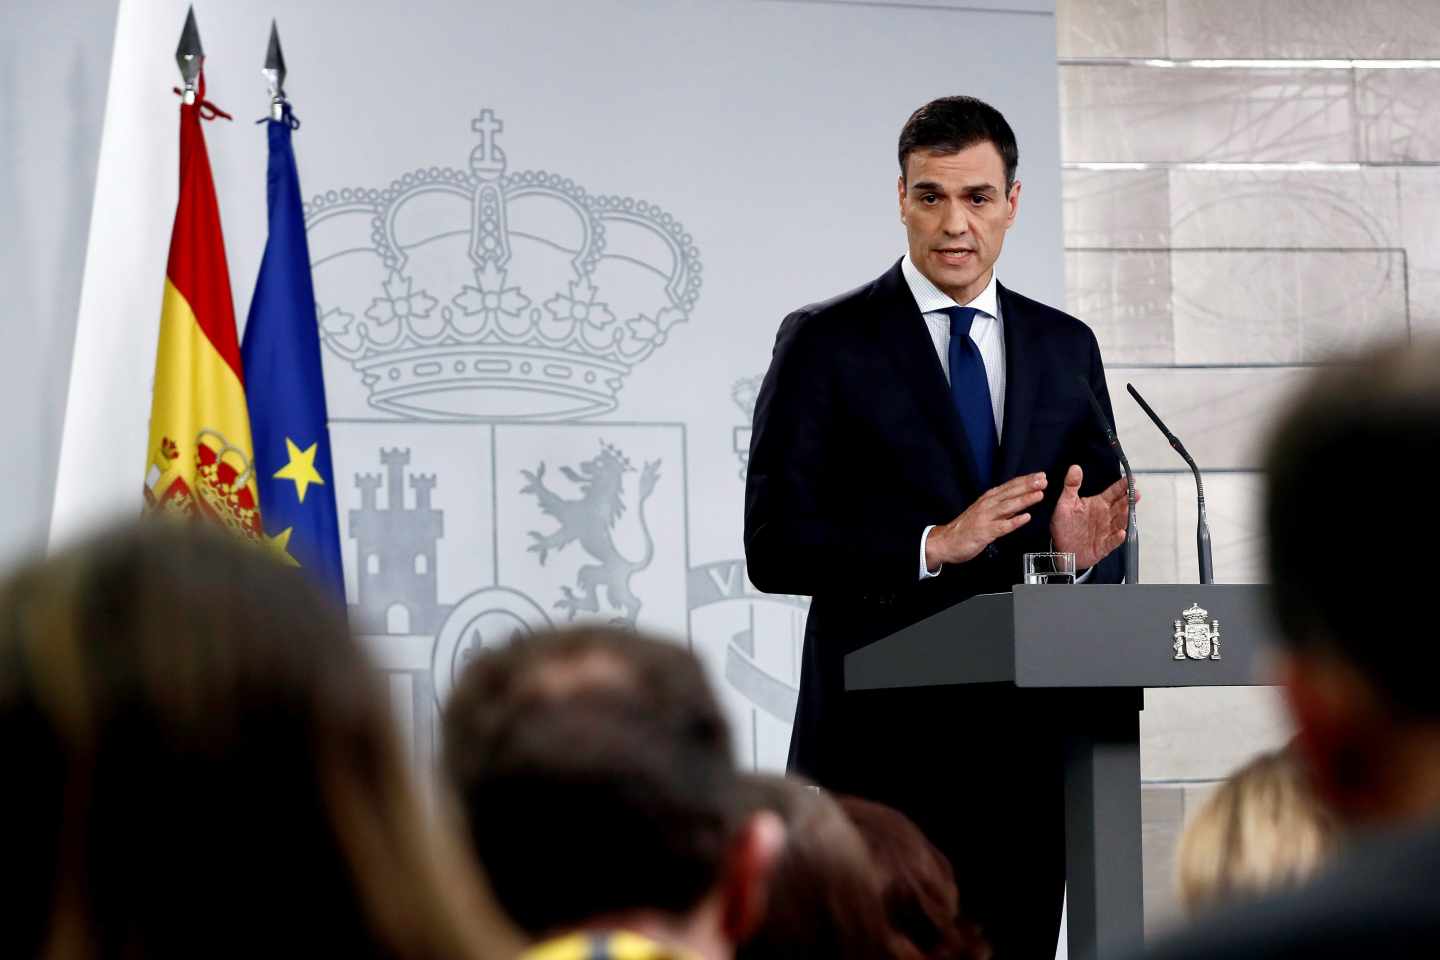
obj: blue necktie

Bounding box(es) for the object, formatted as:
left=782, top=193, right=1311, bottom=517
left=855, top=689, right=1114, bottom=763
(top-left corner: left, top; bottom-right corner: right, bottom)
left=945, top=306, right=998, bottom=487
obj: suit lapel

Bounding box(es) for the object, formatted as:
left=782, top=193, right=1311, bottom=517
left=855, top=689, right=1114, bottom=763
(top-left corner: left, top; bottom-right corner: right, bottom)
left=868, top=262, right=982, bottom=494
left=997, top=281, right=1038, bottom=481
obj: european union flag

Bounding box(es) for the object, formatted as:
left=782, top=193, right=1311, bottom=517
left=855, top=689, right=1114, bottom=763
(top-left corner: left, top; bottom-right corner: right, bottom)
left=242, top=106, right=345, bottom=601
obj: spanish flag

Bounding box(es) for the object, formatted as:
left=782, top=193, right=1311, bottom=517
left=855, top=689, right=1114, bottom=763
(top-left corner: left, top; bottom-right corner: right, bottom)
left=141, top=73, right=261, bottom=541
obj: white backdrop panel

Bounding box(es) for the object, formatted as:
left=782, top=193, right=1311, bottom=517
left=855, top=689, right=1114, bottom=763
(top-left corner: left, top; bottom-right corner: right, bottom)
left=52, top=0, right=1063, bottom=776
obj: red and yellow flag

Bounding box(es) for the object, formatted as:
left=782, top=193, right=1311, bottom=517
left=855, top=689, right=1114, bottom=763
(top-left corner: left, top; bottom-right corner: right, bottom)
left=142, top=76, right=261, bottom=540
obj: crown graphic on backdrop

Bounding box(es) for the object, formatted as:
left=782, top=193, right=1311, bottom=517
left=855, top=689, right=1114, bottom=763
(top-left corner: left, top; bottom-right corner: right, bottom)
left=304, top=109, right=703, bottom=421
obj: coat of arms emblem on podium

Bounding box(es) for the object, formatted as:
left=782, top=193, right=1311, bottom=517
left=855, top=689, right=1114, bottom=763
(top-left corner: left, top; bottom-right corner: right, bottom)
left=1173, top=603, right=1221, bottom=661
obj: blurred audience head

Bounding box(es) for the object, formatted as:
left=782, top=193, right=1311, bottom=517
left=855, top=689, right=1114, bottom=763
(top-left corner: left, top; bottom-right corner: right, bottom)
left=0, top=520, right=517, bottom=960
left=443, top=625, right=782, bottom=959
left=1264, top=337, right=1440, bottom=825
left=1175, top=747, right=1338, bottom=915
left=733, top=775, right=897, bottom=960
left=838, top=795, right=991, bottom=960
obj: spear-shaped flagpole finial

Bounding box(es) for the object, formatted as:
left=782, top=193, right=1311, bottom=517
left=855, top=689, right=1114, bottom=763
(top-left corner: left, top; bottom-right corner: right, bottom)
left=175, top=6, right=203, bottom=104
left=264, top=20, right=288, bottom=121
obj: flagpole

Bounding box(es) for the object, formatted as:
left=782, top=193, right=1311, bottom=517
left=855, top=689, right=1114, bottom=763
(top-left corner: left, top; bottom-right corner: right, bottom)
left=264, top=20, right=287, bottom=122
left=175, top=5, right=201, bottom=105
left=241, top=22, right=348, bottom=598
left=143, top=6, right=262, bottom=538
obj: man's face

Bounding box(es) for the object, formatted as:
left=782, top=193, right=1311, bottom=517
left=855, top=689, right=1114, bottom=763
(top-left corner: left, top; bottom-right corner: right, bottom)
left=898, top=141, right=1020, bottom=305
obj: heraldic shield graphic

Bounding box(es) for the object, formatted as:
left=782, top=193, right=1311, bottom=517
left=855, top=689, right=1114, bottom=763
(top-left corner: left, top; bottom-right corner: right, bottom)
left=1173, top=603, right=1222, bottom=661
left=305, top=109, right=811, bottom=774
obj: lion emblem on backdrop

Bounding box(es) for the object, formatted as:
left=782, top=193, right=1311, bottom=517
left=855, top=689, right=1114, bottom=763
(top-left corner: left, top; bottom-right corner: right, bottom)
left=521, top=442, right=660, bottom=623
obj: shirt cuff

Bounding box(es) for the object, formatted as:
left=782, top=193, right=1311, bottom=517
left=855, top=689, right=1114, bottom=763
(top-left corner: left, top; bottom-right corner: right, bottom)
left=1076, top=565, right=1094, bottom=583
left=920, top=524, right=942, bottom=579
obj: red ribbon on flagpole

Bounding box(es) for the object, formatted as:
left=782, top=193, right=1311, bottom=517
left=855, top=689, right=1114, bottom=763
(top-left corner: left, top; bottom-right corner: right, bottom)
left=171, top=69, right=233, bottom=122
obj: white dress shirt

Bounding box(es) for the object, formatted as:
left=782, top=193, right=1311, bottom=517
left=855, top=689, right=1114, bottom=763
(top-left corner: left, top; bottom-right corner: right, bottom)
left=902, top=257, right=1005, bottom=579
left=904, top=258, right=1093, bottom=582
left=902, top=254, right=1006, bottom=435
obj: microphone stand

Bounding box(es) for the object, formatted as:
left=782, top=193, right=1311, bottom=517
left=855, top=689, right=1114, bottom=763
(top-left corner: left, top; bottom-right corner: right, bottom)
left=1078, top=378, right=1139, bottom=584
left=1126, top=384, right=1213, bottom=584
left=1118, top=454, right=1139, bottom=585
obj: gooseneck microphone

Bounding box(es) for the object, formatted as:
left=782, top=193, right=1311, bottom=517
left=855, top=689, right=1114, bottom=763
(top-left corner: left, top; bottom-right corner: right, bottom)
left=1077, top=377, right=1139, bottom=584
left=1126, top=383, right=1213, bottom=584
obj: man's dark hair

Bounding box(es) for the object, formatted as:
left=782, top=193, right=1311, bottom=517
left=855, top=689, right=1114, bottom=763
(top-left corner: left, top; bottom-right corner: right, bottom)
left=442, top=626, right=741, bottom=936
left=1263, top=338, right=1440, bottom=719
left=898, top=96, right=1019, bottom=189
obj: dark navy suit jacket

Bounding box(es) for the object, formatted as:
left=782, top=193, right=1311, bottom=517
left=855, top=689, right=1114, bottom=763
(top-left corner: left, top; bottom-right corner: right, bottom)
left=744, top=258, right=1124, bottom=789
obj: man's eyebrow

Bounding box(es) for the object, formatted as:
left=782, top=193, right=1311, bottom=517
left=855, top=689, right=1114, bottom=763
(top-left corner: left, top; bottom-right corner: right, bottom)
left=907, top=180, right=1000, bottom=194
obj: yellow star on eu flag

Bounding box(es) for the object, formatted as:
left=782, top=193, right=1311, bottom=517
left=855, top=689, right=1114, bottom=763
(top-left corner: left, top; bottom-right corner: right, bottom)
left=273, top=437, right=325, bottom=503
left=263, top=526, right=301, bottom=567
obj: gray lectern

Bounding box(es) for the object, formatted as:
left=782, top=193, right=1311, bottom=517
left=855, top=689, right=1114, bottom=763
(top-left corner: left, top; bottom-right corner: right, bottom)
left=845, top=584, right=1274, bottom=960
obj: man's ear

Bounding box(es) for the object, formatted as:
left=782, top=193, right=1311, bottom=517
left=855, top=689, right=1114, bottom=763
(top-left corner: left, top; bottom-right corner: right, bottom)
left=1280, top=649, right=1387, bottom=820
left=719, top=811, right=786, bottom=946
left=897, top=174, right=908, bottom=223
left=1005, top=178, right=1021, bottom=227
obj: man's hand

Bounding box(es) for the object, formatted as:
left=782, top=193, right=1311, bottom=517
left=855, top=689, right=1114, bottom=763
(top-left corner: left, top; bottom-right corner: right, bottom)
left=925, top=473, right=1047, bottom=571
left=1049, top=465, right=1137, bottom=569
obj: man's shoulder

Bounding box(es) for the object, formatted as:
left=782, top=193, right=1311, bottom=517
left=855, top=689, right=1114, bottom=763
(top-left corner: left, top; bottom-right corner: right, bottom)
left=773, top=264, right=898, bottom=348
left=1000, top=283, right=1095, bottom=341
left=1138, top=823, right=1440, bottom=960
left=786, top=268, right=892, bottom=324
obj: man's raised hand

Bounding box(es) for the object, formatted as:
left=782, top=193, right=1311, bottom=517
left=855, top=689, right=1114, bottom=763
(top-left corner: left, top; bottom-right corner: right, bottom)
left=1049, top=465, right=1136, bottom=569
left=924, top=473, right=1047, bottom=572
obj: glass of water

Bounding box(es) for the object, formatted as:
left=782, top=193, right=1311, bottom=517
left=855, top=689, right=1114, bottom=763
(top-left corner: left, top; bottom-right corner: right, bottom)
left=1023, top=552, right=1076, bottom=585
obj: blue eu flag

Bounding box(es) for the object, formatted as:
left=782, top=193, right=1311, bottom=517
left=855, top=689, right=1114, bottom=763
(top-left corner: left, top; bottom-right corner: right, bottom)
left=242, top=107, right=345, bottom=601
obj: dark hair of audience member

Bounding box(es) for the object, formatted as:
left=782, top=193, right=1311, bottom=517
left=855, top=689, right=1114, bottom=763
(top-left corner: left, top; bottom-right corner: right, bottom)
left=734, top=775, right=898, bottom=960
left=1264, top=338, right=1440, bottom=717
left=838, top=795, right=992, bottom=960
left=442, top=625, right=743, bottom=937
left=0, top=521, right=518, bottom=960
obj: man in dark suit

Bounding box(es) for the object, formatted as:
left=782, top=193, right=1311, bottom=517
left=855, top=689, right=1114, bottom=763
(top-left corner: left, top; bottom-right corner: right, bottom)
left=1133, top=340, right=1440, bottom=959
left=744, top=96, right=1134, bottom=959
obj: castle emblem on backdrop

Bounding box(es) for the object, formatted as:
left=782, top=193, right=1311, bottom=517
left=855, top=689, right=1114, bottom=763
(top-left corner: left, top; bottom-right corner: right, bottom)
left=304, top=109, right=702, bottom=421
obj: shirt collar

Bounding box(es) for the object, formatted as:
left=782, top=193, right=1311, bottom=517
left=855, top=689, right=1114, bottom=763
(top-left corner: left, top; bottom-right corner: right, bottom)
left=901, top=253, right=1000, bottom=320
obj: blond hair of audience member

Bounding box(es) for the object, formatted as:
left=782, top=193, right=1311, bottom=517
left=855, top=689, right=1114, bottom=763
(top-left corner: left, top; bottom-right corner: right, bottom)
left=0, top=521, right=519, bottom=960
left=1175, top=747, right=1338, bottom=915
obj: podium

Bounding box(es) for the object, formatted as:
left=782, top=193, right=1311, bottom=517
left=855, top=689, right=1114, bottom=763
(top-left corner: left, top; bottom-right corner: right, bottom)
left=844, top=584, right=1274, bottom=960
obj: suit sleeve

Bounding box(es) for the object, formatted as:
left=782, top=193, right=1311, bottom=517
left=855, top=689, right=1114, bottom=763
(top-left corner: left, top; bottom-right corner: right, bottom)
left=1077, top=328, right=1126, bottom=585
left=743, top=311, right=921, bottom=597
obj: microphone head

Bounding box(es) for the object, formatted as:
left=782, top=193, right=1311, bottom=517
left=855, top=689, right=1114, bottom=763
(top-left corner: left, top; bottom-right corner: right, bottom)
left=1127, top=382, right=1183, bottom=448
left=1128, top=381, right=1205, bottom=489
left=1076, top=375, right=1117, bottom=442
